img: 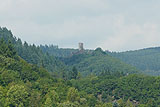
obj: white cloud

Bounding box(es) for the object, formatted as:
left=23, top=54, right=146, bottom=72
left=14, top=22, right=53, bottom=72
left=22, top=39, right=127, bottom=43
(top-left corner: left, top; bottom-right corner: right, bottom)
left=101, top=17, right=160, bottom=51
left=0, top=0, right=160, bottom=51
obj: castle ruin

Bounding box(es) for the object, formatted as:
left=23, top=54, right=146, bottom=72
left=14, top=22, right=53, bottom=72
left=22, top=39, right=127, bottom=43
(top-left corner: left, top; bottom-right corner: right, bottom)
left=79, top=43, right=84, bottom=51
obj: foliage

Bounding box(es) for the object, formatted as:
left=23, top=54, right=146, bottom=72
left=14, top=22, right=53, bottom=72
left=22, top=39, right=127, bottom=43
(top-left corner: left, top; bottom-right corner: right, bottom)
left=0, top=27, right=67, bottom=75
left=40, top=44, right=78, bottom=57
left=1, top=27, right=160, bottom=107
left=71, top=72, right=160, bottom=106
left=67, top=87, right=80, bottom=102
left=62, top=48, right=139, bottom=76
left=6, top=84, right=29, bottom=107
left=108, top=47, right=160, bottom=75
left=0, top=40, right=97, bottom=106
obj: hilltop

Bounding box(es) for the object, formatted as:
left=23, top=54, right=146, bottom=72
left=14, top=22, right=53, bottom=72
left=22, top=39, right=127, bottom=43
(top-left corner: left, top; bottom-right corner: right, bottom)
left=0, top=27, right=160, bottom=106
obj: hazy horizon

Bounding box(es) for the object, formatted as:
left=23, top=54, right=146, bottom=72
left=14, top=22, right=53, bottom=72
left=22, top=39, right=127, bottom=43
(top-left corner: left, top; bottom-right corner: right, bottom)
left=1, top=0, right=160, bottom=51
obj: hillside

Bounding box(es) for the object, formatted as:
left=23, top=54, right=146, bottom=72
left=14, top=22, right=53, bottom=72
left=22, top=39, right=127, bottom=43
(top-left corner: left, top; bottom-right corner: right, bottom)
left=0, top=38, right=107, bottom=107
left=40, top=45, right=78, bottom=57
left=0, top=40, right=56, bottom=106
left=0, top=27, right=66, bottom=74
left=39, top=38, right=160, bottom=76
left=0, top=27, right=139, bottom=77
left=62, top=48, right=139, bottom=76
left=107, top=47, right=160, bottom=75
left=1, top=27, right=160, bottom=106
left=37, top=40, right=160, bottom=76
left=71, top=73, right=160, bottom=106
left=40, top=45, right=93, bottom=58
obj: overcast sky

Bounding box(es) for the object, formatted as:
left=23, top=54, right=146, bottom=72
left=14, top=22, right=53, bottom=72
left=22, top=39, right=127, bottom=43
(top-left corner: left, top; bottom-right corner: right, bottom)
left=0, top=0, right=160, bottom=51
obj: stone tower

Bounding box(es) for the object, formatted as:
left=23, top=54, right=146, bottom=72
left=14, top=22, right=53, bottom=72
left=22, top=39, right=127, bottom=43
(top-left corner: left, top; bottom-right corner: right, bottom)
left=79, top=43, right=84, bottom=51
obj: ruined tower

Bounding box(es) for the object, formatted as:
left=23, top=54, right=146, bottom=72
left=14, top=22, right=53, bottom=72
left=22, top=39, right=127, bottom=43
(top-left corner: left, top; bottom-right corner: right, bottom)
left=79, top=43, right=84, bottom=51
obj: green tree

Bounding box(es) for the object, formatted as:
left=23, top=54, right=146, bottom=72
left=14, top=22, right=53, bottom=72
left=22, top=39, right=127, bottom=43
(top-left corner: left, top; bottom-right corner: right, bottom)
left=105, top=103, right=113, bottom=107
left=67, top=87, right=80, bottom=102
left=138, top=104, right=148, bottom=107
left=7, top=40, right=17, bottom=58
left=113, top=101, right=119, bottom=107
left=6, top=84, right=29, bottom=107
left=70, top=66, right=78, bottom=79
left=58, top=101, right=79, bottom=107
left=126, top=99, right=134, bottom=107
left=29, top=90, right=41, bottom=107
left=86, top=94, right=97, bottom=107
left=44, top=90, right=60, bottom=107
left=44, top=97, right=52, bottom=107
left=0, top=86, right=6, bottom=107
left=117, top=98, right=126, bottom=107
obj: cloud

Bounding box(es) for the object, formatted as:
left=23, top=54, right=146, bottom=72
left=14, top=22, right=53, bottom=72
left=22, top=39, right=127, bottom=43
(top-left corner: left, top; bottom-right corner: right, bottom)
left=101, top=17, right=160, bottom=51
left=0, top=0, right=160, bottom=51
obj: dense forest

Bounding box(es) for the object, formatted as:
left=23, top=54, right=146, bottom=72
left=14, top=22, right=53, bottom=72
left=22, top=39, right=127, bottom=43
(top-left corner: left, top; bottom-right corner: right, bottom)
left=38, top=40, right=160, bottom=75
left=61, top=48, right=138, bottom=76
left=39, top=45, right=93, bottom=58
left=106, top=48, right=160, bottom=76
left=1, top=27, right=160, bottom=106
left=0, top=27, right=66, bottom=72
left=40, top=41, right=160, bottom=76
left=40, top=45, right=78, bottom=58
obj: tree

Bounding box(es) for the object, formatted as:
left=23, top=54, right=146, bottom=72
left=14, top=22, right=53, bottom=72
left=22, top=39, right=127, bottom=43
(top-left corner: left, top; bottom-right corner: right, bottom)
left=67, top=87, right=80, bottom=102
left=105, top=103, right=113, bottom=107
left=117, top=98, right=126, bottom=107
left=70, top=66, right=78, bottom=79
left=1, top=70, right=19, bottom=86
left=29, top=90, right=41, bottom=107
left=44, top=97, right=52, bottom=107
left=0, top=39, right=8, bottom=56
left=86, top=94, right=97, bottom=107
left=113, top=101, right=119, bottom=107
left=44, top=90, right=60, bottom=107
left=58, top=101, right=79, bottom=107
left=6, top=84, right=29, bottom=107
left=7, top=40, right=17, bottom=58
left=0, top=86, right=6, bottom=107
left=0, top=39, right=17, bottom=59
left=138, top=104, right=148, bottom=107
left=126, top=99, right=134, bottom=107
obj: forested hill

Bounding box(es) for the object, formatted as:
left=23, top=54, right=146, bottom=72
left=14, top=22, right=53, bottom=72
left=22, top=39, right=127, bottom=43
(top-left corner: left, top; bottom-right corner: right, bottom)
left=1, top=27, right=160, bottom=106
left=39, top=41, right=160, bottom=76
left=107, top=47, right=160, bottom=75
left=0, top=37, right=103, bottom=107
left=0, top=27, right=138, bottom=76
left=61, top=48, right=139, bottom=76
left=40, top=45, right=78, bottom=57
left=40, top=45, right=93, bottom=57
left=1, top=41, right=160, bottom=106
left=39, top=40, right=160, bottom=76
left=0, top=27, right=66, bottom=73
